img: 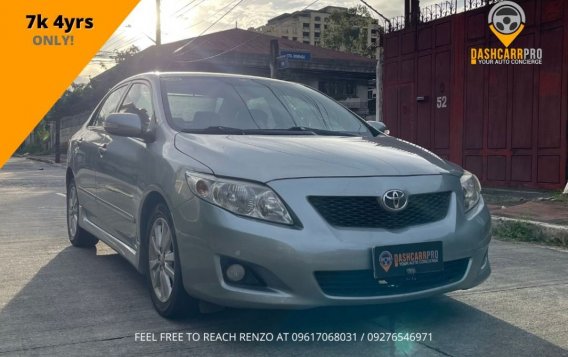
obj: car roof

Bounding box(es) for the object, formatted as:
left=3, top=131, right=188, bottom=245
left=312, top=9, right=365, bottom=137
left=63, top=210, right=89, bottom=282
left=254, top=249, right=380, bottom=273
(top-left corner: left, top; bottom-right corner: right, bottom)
left=115, top=71, right=294, bottom=87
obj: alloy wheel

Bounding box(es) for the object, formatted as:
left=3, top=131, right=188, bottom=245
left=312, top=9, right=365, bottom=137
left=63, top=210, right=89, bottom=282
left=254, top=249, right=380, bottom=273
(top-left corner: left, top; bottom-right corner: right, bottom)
left=67, top=184, right=79, bottom=237
left=148, top=217, right=176, bottom=303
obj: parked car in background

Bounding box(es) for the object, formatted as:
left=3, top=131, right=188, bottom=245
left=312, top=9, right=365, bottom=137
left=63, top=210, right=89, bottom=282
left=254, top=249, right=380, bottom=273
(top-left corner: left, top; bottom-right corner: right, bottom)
left=66, top=72, right=491, bottom=318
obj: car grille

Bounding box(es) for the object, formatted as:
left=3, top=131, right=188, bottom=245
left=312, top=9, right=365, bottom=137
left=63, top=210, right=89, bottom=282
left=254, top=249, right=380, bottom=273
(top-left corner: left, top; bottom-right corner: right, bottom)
left=314, top=259, right=469, bottom=297
left=308, top=192, right=451, bottom=229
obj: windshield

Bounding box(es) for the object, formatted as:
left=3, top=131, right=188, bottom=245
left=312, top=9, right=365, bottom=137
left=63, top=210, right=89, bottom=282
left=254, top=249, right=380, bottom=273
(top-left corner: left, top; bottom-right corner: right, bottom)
left=160, top=76, right=372, bottom=136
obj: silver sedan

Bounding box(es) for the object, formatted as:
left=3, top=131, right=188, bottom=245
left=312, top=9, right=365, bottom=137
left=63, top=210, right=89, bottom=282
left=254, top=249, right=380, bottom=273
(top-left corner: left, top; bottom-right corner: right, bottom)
left=66, top=72, right=491, bottom=318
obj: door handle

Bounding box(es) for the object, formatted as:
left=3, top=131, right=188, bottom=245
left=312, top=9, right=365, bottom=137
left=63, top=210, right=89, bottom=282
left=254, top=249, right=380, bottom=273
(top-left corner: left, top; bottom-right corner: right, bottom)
left=97, top=143, right=108, bottom=156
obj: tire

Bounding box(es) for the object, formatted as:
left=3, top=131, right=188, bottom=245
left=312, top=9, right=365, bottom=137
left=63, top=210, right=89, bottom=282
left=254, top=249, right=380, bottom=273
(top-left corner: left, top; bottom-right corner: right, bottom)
left=146, top=203, right=198, bottom=318
left=67, top=180, right=99, bottom=248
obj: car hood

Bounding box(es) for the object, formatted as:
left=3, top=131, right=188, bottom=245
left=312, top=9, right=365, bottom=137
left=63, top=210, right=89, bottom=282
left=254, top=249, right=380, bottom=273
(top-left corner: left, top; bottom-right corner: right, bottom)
left=174, top=133, right=462, bottom=182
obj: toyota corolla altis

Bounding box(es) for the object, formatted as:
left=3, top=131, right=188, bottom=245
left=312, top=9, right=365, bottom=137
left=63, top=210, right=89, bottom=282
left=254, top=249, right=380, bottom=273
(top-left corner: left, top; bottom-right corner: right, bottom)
left=66, top=72, right=491, bottom=317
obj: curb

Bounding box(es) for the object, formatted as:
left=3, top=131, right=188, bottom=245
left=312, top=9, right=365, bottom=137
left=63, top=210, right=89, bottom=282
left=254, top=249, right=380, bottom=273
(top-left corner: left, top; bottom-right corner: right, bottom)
left=26, top=156, right=55, bottom=165
left=492, top=216, right=568, bottom=247
left=16, top=155, right=65, bottom=168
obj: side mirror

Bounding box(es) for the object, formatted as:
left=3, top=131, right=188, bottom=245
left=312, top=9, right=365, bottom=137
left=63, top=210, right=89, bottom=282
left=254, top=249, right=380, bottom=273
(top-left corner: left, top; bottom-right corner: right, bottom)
left=104, top=113, right=144, bottom=138
left=367, top=121, right=390, bottom=135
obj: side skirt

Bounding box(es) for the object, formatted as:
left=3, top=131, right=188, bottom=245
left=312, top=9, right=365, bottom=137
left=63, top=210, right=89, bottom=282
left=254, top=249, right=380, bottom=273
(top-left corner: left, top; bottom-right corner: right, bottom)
left=79, top=205, right=140, bottom=270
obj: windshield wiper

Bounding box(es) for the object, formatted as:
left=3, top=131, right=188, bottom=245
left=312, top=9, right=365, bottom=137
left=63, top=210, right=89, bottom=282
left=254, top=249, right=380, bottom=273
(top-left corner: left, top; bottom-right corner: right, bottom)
left=181, top=126, right=247, bottom=134
left=180, top=126, right=360, bottom=136
left=182, top=126, right=317, bottom=135
left=286, top=126, right=359, bottom=136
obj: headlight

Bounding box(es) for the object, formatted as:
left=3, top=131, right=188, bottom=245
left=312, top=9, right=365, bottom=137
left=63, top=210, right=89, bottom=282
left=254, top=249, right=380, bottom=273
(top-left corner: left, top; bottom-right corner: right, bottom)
left=460, top=170, right=481, bottom=212
left=185, top=171, right=293, bottom=225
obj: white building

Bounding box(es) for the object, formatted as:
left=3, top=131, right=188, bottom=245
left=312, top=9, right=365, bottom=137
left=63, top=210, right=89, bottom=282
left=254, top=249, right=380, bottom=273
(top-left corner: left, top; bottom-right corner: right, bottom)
left=257, top=6, right=380, bottom=49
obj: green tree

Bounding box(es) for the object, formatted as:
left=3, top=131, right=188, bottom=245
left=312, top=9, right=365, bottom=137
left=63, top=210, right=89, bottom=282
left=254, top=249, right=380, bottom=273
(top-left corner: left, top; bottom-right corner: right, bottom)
left=45, top=81, right=95, bottom=121
left=50, top=46, right=140, bottom=120
left=21, top=120, right=51, bottom=154
left=322, top=5, right=377, bottom=58
left=112, top=45, right=140, bottom=64
left=97, top=45, right=140, bottom=69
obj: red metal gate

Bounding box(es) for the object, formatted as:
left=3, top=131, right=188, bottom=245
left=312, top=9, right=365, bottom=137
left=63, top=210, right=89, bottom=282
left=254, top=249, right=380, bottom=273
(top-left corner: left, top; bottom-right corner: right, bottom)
left=383, top=0, right=567, bottom=189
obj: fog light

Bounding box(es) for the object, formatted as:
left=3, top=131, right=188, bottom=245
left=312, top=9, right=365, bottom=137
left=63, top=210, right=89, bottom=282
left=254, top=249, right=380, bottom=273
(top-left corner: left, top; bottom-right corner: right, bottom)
left=226, top=264, right=246, bottom=282
left=480, top=251, right=489, bottom=270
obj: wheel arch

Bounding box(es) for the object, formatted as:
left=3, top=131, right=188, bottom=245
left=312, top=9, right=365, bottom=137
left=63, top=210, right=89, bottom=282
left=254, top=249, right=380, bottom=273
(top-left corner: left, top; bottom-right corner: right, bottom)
left=138, top=190, right=170, bottom=274
left=66, top=167, right=74, bottom=188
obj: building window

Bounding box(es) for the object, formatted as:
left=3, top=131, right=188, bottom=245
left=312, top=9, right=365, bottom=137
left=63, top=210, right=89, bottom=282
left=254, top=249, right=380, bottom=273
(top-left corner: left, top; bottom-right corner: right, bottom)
left=303, top=31, right=310, bottom=37
left=314, top=16, right=321, bottom=21
left=282, top=36, right=288, bottom=39
left=346, top=82, right=355, bottom=96
left=314, top=32, right=320, bottom=38
left=292, top=37, right=298, bottom=41
left=315, top=23, right=321, bottom=29
left=318, top=81, right=358, bottom=100
left=303, top=40, right=310, bottom=44
left=303, top=23, right=310, bottom=28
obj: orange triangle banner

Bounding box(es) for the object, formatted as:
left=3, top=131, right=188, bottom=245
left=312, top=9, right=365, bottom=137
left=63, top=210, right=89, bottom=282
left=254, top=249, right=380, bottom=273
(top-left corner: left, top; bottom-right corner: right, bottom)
left=0, top=1, right=140, bottom=167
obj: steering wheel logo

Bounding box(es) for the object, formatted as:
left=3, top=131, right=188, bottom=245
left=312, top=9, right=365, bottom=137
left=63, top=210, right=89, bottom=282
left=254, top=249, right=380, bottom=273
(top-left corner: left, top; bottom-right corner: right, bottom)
left=488, top=1, right=526, bottom=47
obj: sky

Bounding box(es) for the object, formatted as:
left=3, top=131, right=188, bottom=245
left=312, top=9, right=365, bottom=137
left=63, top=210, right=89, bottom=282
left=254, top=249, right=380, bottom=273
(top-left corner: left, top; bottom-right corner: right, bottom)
left=77, top=0, right=434, bottom=83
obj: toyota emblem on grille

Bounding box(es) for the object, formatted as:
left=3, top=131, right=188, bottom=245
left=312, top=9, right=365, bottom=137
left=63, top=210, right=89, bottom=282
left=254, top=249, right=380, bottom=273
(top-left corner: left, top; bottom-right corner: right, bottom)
left=381, top=189, right=408, bottom=212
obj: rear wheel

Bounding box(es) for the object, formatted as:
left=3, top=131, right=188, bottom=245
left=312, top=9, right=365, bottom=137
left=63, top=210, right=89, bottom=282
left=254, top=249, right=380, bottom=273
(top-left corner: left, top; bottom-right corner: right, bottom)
left=146, top=203, right=198, bottom=318
left=67, top=180, right=98, bottom=248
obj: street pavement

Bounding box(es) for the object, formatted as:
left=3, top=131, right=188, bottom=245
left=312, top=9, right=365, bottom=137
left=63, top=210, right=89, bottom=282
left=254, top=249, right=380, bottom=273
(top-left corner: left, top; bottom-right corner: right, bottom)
left=0, top=157, right=567, bottom=357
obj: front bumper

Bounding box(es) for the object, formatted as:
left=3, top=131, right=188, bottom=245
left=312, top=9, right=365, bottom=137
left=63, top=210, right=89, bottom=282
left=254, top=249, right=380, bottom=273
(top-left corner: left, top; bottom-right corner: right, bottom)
left=173, top=175, right=492, bottom=309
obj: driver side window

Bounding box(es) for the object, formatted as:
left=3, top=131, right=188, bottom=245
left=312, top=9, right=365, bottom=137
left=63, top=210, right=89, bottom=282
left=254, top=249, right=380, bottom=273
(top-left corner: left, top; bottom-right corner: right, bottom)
left=90, top=86, right=127, bottom=127
left=118, top=83, right=154, bottom=132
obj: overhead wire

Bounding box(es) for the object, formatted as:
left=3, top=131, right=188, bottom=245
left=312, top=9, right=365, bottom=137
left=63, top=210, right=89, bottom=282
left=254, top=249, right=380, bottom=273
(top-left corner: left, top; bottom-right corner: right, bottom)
left=173, top=0, right=247, bottom=54
left=178, top=0, right=239, bottom=32
left=173, top=0, right=324, bottom=63
left=101, top=28, right=132, bottom=50
left=302, top=0, right=320, bottom=10
left=175, top=32, right=264, bottom=63
left=86, top=0, right=291, bottom=72
left=174, top=0, right=202, bottom=16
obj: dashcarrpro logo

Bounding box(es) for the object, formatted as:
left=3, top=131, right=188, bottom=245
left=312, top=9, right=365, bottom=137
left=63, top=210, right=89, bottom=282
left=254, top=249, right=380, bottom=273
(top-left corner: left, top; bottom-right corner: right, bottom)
left=470, top=1, right=542, bottom=65
left=489, top=0, right=525, bottom=47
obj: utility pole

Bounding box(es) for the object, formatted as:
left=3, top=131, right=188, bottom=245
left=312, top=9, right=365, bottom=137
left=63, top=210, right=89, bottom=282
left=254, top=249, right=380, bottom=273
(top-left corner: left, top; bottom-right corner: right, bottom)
left=410, top=0, right=420, bottom=27
left=155, top=0, right=162, bottom=46
left=359, top=0, right=389, bottom=122
left=375, top=35, right=383, bottom=122
left=359, top=0, right=391, bottom=30
left=269, top=39, right=279, bottom=79
left=54, top=118, right=61, bottom=163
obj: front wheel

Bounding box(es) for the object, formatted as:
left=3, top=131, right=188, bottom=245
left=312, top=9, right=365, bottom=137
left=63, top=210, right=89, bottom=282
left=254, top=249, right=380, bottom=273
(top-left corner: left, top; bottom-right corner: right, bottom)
left=67, top=180, right=98, bottom=248
left=146, top=203, right=198, bottom=318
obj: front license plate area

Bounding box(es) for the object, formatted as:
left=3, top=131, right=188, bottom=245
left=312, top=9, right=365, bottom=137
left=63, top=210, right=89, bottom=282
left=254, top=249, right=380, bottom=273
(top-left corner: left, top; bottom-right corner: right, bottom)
left=372, top=242, right=443, bottom=279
